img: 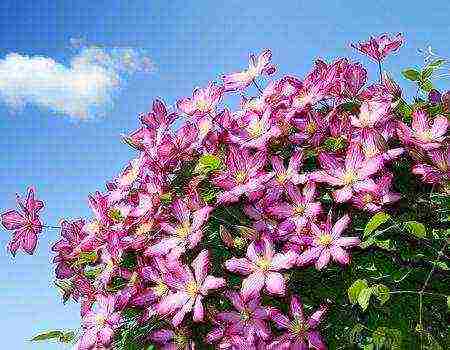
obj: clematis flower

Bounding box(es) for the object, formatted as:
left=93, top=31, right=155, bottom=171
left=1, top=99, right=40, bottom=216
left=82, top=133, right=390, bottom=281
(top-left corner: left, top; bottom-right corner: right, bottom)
left=351, top=173, right=400, bottom=212
left=268, top=295, right=328, bottom=350
left=52, top=219, right=87, bottom=279
left=268, top=182, right=322, bottom=236
left=215, top=290, right=272, bottom=342
left=350, top=100, right=391, bottom=129
left=177, top=82, right=224, bottom=116
left=151, top=327, right=196, bottom=350
left=229, top=108, right=281, bottom=149
left=213, top=146, right=273, bottom=204
left=291, top=110, right=328, bottom=146
left=334, top=60, right=367, bottom=99
left=397, top=109, right=448, bottom=150
left=412, top=146, right=450, bottom=185
left=311, top=143, right=383, bottom=203
left=77, top=294, right=122, bottom=350
left=145, top=199, right=211, bottom=258
left=351, top=33, right=404, bottom=62
left=140, top=98, right=177, bottom=130
left=1, top=186, right=44, bottom=256
left=157, top=250, right=225, bottom=326
left=206, top=317, right=248, bottom=349
left=222, top=49, right=276, bottom=91
left=225, top=238, right=297, bottom=297
left=266, top=151, right=306, bottom=201
left=297, top=213, right=360, bottom=270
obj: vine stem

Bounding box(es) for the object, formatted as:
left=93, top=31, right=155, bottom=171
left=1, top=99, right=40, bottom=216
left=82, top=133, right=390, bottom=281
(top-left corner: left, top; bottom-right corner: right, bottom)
left=43, top=225, right=61, bottom=229
left=252, top=79, right=263, bottom=94
left=378, top=61, right=383, bottom=83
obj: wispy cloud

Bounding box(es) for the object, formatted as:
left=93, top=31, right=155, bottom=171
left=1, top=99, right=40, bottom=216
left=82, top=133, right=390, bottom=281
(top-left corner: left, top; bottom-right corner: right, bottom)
left=0, top=41, right=156, bottom=119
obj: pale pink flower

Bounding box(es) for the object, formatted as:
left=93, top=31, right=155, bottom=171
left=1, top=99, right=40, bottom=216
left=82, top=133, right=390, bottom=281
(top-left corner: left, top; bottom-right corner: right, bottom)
left=1, top=186, right=44, bottom=256
left=297, top=213, right=360, bottom=270
left=177, top=82, right=224, bottom=116
left=350, top=100, right=391, bottom=129
left=225, top=239, right=297, bottom=298
left=222, top=49, right=276, bottom=91
left=397, top=109, right=448, bottom=150
left=413, top=147, right=450, bottom=185
left=311, top=143, right=383, bottom=203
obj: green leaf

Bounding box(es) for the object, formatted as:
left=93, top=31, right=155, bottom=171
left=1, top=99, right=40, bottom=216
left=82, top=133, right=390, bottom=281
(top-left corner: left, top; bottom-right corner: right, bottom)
left=394, top=99, right=413, bottom=122
left=72, top=251, right=98, bottom=267
left=421, top=67, right=434, bottom=79
left=194, top=154, right=222, bottom=174
left=427, top=58, right=446, bottom=69
left=348, top=279, right=368, bottom=305
left=372, top=327, right=402, bottom=349
left=431, top=260, right=449, bottom=271
left=404, top=221, right=427, bottom=238
left=418, top=79, right=434, bottom=92
left=30, top=330, right=75, bottom=343
left=350, top=323, right=366, bottom=343
left=447, top=296, right=450, bottom=310
left=373, top=284, right=390, bottom=305
left=402, top=69, right=420, bottom=81
left=364, top=212, right=391, bottom=238
left=357, top=287, right=373, bottom=311
left=374, top=239, right=396, bottom=251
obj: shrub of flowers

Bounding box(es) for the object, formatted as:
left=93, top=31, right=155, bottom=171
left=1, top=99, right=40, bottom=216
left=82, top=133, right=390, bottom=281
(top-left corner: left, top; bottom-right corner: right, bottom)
left=1, top=33, right=449, bottom=349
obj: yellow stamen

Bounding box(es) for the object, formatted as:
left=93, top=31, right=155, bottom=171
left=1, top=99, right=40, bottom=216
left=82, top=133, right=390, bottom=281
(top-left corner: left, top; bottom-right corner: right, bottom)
left=186, top=281, right=199, bottom=298
left=153, top=281, right=169, bottom=297
left=176, top=222, right=191, bottom=239
left=342, top=170, right=357, bottom=185
left=256, top=258, right=271, bottom=271
left=317, top=233, right=333, bottom=246
left=235, top=171, right=248, bottom=184
left=306, top=122, right=317, bottom=134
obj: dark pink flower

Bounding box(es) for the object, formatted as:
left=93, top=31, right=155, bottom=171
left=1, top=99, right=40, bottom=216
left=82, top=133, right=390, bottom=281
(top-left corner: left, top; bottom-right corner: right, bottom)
left=151, top=327, right=196, bottom=350
left=297, top=213, right=360, bottom=270
left=351, top=33, right=404, bottom=62
left=291, top=110, right=328, bottom=146
left=268, top=295, right=328, bottom=350
left=222, top=49, right=276, bottom=91
left=157, top=250, right=225, bottom=326
left=1, top=186, right=44, bottom=256
left=225, top=239, right=297, bottom=298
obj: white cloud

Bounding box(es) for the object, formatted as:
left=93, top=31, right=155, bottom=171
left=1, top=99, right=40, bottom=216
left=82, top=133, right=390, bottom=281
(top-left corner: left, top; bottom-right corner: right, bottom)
left=0, top=45, right=156, bottom=119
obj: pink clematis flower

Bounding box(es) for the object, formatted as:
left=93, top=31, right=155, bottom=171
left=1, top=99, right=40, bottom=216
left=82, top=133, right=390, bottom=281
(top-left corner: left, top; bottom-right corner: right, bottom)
left=266, top=151, right=306, bottom=201
left=151, top=327, right=196, bottom=350
left=350, top=100, right=391, bottom=129
left=177, top=82, right=224, bottom=116
left=222, top=49, right=276, bottom=91
left=206, top=318, right=248, bottom=350
left=213, top=146, right=273, bottom=204
left=268, top=295, right=328, bottom=350
left=77, top=294, right=122, bottom=350
left=397, top=109, right=448, bottom=150
left=311, top=143, right=383, bottom=203
left=351, top=33, right=404, bottom=62
left=225, top=238, right=297, bottom=298
left=1, top=186, right=44, bottom=256
left=157, top=250, right=225, bottom=326
left=229, top=109, right=281, bottom=149
left=297, top=213, right=360, bottom=270
left=52, top=219, right=87, bottom=279
left=291, top=110, right=328, bottom=147
left=268, top=182, right=322, bottom=236
left=215, top=290, right=272, bottom=342
left=145, top=199, right=211, bottom=258
left=412, top=147, right=450, bottom=185
left=351, top=173, right=400, bottom=212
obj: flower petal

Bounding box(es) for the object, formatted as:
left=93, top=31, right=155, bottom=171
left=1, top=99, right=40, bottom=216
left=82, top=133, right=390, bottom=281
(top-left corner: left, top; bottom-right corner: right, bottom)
left=265, top=272, right=286, bottom=295
left=241, top=271, right=265, bottom=299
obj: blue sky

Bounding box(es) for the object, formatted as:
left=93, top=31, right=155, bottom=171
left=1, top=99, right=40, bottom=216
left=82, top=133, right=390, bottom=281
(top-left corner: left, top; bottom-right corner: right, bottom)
left=0, top=0, right=449, bottom=349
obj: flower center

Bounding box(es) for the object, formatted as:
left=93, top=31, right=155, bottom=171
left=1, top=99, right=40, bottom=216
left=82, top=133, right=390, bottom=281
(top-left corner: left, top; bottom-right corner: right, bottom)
left=342, top=170, right=357, bottom=185
left=256, top=258, right=271, bottom=271
left=293, top=205, right=306, bottom=215
left=174, top=332, right=189, bottom=347
left=196, top=100, right=210, bottom=112
left=95, top=314, right=107, bottom=327
left=234, top=171, right=248, bottom=184
left=306, top=122, right=317, bottom=134
left=418, top=130, right=433, bottom=141
left=317, top=233, right=333, bottom=246
left=86, top=220, right=101, bottom=234
left=248, top=121, right=264, bottom=138
left=276, top=172, right=288, bottom=183
left=186, top=281, right=199, bottom=298
left=437, top=160, right=448, bottom=172
left=246, top=66, right=259, bottom=79
left=362, top=193, right=373, bottom=204
left=240, top=308, right=251, bottom=321
left=176, top=222, right=191, bottom=238
left=290, top=318, right=309, bottom=337
left=135, top=221, right=154, bottom=235
left=153, top=281, right=169, bottom=297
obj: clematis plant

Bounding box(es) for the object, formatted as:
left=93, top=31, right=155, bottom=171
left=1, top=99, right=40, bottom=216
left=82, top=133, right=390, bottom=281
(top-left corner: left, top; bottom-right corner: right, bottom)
left=0, top=33, right=449, bottom=350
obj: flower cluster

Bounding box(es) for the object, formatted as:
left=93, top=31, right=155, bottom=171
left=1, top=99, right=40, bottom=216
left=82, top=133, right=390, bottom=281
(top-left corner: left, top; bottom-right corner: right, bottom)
left=1, top=33, right=449, bottom=349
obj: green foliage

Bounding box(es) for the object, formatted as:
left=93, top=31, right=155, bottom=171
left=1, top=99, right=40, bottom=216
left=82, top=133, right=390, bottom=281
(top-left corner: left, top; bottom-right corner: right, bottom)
left=31, top=330, right=76, bottom=344
left=363, top=212, right=391, bottom=238
left=404, top=221, right=427, bottom=238
left=194, top=153, right=222, bottom=175
left=402, top=69, right=420, bottom=81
